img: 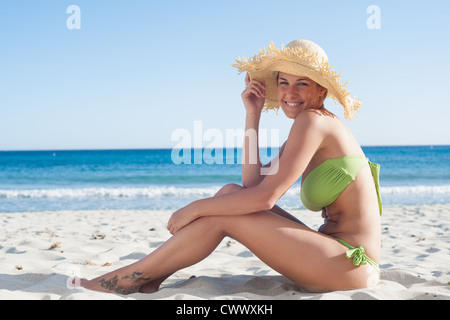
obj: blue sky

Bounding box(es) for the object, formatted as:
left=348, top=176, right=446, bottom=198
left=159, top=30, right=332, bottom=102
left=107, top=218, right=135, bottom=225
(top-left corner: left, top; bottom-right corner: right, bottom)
left=1, top=0, right=449, bottom=150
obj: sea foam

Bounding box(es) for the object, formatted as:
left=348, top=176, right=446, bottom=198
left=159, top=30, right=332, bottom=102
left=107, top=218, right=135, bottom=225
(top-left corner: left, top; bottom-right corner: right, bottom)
left=1, top=185, right=450, bottom=199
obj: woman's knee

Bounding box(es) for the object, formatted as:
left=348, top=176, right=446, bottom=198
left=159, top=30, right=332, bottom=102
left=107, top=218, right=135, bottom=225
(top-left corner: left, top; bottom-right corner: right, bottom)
left=214, top=183, right=244, bottom=197
left=191, top=210, right=254, bottom=236
left=191, top=215, right=227, bottom=237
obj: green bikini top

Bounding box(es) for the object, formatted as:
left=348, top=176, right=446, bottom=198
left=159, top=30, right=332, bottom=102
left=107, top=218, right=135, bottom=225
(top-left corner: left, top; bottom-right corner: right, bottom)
left=300, top=156, right=382, bottom=215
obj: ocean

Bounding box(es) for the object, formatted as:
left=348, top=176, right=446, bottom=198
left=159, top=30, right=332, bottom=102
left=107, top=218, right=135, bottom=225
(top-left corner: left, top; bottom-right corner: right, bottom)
left=0, top=146, right=449, bottom=213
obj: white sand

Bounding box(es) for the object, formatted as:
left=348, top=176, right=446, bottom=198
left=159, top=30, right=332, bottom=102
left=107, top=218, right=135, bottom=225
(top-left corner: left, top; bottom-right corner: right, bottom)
left=0, top=204, right=449, bottom=300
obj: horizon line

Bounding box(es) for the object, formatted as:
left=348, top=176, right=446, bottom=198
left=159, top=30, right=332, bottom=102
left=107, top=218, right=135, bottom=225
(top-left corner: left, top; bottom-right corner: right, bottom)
left=1, top=144, right=449, bottom=152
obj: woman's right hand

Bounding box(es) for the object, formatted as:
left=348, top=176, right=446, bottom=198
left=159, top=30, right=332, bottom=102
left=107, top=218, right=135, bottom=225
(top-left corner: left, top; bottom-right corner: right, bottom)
left=241, top=73, right=266, bottom=115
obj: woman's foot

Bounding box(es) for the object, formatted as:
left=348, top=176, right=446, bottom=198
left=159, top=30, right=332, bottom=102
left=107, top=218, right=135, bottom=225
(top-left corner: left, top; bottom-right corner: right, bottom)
left=72, top=270, right=153, bottom=295
left=138, top=274, right=172, bottom=293
left=138, top=281, right=160, bottom=293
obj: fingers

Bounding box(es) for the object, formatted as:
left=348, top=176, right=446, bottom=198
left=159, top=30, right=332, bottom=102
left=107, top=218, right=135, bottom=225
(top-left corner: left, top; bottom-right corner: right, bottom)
left=167, top=209, right=186, bottom=235
left=167, top=220, right=179, bottom=235
left=167, top=221, right=175, bottom=235
left=243, top=79, right=266, bottom=99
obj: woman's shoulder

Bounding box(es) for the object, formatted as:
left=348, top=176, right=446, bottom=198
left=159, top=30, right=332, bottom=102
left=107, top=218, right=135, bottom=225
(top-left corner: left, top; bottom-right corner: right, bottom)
left=287, top=110, right=338, bottom=149
left=293, top=110, right=358, bottom=153
left=294, top=109, right=340, bottom=131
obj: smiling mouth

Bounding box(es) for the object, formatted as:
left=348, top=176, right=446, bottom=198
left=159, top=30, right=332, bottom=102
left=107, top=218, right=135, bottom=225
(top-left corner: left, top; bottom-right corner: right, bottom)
left=285, top=101, right=303, bottom=107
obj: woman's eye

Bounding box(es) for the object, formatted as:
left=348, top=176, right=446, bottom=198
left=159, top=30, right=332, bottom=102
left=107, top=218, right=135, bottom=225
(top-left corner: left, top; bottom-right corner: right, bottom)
left=298, top=82, right=308, bottom=86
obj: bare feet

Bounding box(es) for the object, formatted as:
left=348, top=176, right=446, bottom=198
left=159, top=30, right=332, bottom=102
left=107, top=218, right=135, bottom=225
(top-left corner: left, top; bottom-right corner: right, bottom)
left=69, top=270, right=152, bottom=295
left=138, top=280, right=161, bottom=294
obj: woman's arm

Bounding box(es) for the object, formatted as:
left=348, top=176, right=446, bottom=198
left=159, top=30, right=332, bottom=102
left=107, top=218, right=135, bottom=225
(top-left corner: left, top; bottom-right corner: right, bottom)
left=206, top=114, right=322, bottom=214
left=168, top=181, right=272, bottom=234
left=242, top=110, right=287, bottom=188
left=168, top=112, right=325, bottom=234
left=240, top=74, right=265, bottom=188
left=241, top=112, right=263, bottom=188
left=240, top=74, right=287, bottom=186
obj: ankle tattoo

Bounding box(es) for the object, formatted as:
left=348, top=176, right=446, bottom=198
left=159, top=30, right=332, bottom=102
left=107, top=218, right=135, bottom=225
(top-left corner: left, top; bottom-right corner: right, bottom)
left=99, top=272, right=152, bottom=295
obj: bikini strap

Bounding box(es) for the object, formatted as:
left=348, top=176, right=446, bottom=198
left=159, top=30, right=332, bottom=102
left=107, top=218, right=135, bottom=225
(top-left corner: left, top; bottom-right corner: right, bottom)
left=336, top=238, right=380, bottom=274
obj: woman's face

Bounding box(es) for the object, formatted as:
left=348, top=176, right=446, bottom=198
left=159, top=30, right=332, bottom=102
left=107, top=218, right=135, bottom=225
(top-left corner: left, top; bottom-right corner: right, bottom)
left=277, top=72, right=326, bottom=119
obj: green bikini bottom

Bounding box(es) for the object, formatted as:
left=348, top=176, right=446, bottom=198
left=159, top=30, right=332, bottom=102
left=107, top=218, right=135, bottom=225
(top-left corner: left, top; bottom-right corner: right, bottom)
left=336, top=238, right=380, bottom=275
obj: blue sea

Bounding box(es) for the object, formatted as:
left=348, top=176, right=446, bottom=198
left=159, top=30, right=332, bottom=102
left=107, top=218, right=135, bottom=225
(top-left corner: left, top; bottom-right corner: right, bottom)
left=1, top=146, right=449, bottom=213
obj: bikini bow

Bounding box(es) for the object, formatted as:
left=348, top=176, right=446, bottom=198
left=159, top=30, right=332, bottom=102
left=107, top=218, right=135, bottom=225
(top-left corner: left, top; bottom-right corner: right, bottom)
left=345, top=245, right=368, bottom=266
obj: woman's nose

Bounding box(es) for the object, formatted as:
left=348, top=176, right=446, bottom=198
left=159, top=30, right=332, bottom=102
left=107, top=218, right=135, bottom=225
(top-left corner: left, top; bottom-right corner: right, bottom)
left=286, top=85, right=299, bottom=98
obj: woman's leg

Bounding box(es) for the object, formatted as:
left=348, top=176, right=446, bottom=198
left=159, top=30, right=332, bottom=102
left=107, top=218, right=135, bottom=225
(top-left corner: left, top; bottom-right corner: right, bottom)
left=211, top=185, right=377, bottom=290
left=217, top=210, right=377, bottom=291
left=82, top=209, right=372, bottom=294
left=81, top=184, right=374, bottom=294
left=81, top=210, right=227, bottom=294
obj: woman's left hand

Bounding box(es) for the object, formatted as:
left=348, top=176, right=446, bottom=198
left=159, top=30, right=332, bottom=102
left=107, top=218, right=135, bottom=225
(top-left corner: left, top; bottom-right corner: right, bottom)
left=167, top=204, right=198, bottom=235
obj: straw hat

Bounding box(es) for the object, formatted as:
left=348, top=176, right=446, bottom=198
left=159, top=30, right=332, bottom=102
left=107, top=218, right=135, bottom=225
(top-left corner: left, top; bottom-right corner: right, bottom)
left=232, top=40, right=361, bottom=120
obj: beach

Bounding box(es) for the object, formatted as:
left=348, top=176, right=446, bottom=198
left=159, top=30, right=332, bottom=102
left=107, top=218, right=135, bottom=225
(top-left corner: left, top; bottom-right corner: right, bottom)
left=1, top=147, right=449, bottom=300
left=1, top=204, right=448, bottom=300
left=2, top=0, right=450, bottom=305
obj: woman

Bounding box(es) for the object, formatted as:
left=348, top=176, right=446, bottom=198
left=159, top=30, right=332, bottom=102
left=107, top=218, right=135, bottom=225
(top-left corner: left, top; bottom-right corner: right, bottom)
left=79, top=39, right=382, bottom=294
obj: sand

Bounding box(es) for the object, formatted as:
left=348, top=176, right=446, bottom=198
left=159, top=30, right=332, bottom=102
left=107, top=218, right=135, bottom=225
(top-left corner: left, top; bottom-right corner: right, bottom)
left=0, top=204, right=449, bottom=300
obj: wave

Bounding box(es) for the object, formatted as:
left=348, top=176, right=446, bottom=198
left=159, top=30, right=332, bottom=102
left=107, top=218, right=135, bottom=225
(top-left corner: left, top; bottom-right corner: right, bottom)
left=380, top=185, right=450, bottom=195
left=0, top=186, right=222, bottom=199
left=1, top=185, right=450, bottom=200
